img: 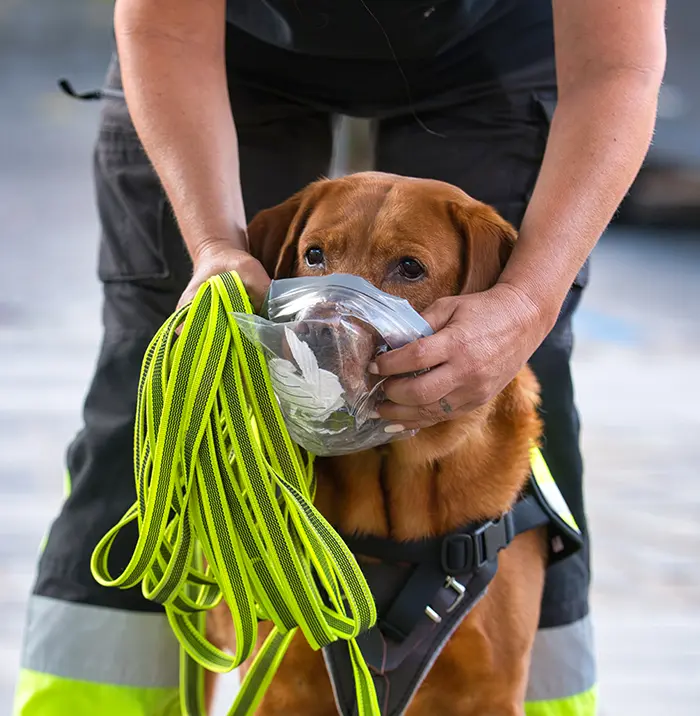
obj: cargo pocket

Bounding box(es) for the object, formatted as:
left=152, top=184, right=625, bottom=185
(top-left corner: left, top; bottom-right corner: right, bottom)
left=532, top=91, right=590, bottom=290
left=94, top=125, right=171, bottom=284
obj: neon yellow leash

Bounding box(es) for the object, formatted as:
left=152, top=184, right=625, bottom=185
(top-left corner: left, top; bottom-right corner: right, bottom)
left=90, top=271, right=380, bottom=715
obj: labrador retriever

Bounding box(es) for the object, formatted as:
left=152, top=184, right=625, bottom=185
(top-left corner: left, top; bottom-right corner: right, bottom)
left=207, top=171, right=547, bottom=716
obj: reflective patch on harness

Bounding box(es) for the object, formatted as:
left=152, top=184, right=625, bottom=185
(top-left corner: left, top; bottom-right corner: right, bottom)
left=529, top=447, right=580, bottom=534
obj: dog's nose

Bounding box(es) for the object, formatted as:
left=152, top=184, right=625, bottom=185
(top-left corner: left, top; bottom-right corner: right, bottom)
left=296, top=321, right=337, bottom=351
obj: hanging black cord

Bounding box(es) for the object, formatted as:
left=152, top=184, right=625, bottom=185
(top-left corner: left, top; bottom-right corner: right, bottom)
left=58, top=78, right=125, bottom=102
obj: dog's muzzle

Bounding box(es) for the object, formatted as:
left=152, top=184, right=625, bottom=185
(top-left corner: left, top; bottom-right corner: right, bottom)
left=232, top=274, right=433, bottom=456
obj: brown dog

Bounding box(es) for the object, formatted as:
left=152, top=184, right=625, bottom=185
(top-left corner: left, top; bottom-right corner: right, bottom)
left=207, top=171, right=547, bottom=715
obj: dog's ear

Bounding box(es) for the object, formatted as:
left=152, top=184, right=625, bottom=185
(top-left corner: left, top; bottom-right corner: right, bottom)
left=448, top=199, right=517, bottom=294
left=247, top=180, right=328, bottom=279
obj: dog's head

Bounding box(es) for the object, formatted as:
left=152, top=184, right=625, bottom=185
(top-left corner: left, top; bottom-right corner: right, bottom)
left=249, top=171, right=515, bottom=303
left=247, top=171, right=516, bottom=433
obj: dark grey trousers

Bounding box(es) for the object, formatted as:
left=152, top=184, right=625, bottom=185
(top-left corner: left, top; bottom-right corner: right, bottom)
left=27, top=33, right=595, bottom=708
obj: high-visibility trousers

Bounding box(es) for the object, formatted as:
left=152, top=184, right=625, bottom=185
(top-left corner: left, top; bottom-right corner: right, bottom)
left=14, top=595, right=596, bottom=715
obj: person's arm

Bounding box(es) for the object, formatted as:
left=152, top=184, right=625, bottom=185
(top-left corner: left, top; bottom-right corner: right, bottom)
left=374, top=0, right=666, bottom=429
left=498, top=0, right=667, bottom=317
left=115, top=0, right=270, bottom=306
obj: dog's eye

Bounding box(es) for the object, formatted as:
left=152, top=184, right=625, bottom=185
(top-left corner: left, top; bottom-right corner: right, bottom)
left=305, top=247, right=325, bottom=267
left=397, top=257, right=425, bottom=281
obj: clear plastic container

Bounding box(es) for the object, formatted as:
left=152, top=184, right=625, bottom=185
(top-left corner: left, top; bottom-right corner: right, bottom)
left=232, top=275, right=433, bottom=456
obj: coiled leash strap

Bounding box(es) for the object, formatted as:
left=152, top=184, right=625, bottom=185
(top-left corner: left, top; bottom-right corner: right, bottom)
left=90, top=272, right=380, bottom=716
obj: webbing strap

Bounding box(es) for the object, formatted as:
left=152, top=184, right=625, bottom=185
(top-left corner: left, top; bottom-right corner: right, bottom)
left=89, top=272, right=380, bottom=716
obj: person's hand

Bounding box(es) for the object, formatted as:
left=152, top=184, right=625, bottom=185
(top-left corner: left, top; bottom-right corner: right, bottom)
left=371, top=283, right=556, bottom=430
left=177, top=238, right=271, bottom=312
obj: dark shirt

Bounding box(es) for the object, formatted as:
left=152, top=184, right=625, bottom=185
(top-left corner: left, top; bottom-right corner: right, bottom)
left=225, top=0, right=550, bottom=60
left=223, top=0, right=555, bottom=115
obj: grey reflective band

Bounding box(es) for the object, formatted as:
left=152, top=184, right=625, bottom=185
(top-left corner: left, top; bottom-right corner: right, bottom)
left=21, top=596, right=180, bottom=688
left=526, top=615, right=596, bottom=701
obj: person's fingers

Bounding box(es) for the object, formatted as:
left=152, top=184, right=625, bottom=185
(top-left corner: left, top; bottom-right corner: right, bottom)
left=380, top=364, right=455, bottom=407
left=381, top=393, right=494, bottom=433
left=242, top=265, right=272, bottom=312
left=231, top=252, right=272, bottom=310
left=368, top=296, right=459, bottom=377
left=369, top=331, right=452, bottom=377
left=377, top=385, right=488, bottom=426
left=385, top=427, right=421, bottom=441
left=175, top=256, right=271, bottom=313
left=176, top=281, right=199, bottom=311
left=419, top=295, right=461, bottom=333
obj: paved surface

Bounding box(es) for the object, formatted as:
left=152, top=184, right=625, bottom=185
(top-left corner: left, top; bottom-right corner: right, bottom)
left=1, top=2, right=699, bottom=715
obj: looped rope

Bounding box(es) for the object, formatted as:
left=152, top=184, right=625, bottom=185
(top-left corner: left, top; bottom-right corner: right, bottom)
left=90, top=271, right=380, bottom=715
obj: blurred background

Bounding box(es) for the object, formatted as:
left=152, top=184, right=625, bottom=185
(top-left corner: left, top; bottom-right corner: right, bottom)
left=1, top=1, right=698, bottom=715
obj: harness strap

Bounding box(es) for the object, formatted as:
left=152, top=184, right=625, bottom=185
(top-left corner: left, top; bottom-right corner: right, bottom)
left=340, top=512, right=517, bottom=643
left=324, top=490, right=555, bottom=716
left=513, top=493, right=555, bottom=535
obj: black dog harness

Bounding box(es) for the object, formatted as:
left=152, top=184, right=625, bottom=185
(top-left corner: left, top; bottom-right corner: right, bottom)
left=323, top=458, right=583, bottom=716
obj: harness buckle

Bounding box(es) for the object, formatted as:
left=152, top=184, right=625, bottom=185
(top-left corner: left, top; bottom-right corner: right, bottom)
left=440, top=533, right=475, bottom=574
left=424, top=606, right=442, bottom=624
left=444, top=576, right=467, bottom=613
left=440, top=515, right=514, bottom=576
left=472, top=514, right=514, bottom=564
left=424, top=576, right=467, bottom=625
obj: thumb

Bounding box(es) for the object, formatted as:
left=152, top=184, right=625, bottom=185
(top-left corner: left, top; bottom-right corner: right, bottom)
left=173, top=276, right=208, bottom=335
left=176, top=275, right=206, bottom=312
left=420, top=296, right=460, bottom=334
left=370, top=297, right=460, bottom=377
left=240, top=264, right=272, bottom=312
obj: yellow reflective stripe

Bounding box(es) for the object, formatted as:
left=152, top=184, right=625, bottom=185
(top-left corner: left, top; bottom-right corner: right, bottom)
left=89, top=271, right=380, bottom=716
left=13, top=669, right=180, bottom=716
left=525, top=686, right=598, bottom=716
left=529, top=446, right=580, bottom=533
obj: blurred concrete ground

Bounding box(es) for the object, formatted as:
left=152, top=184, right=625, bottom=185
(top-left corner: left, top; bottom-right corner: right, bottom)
left=1, top=2, right=699, bottom=715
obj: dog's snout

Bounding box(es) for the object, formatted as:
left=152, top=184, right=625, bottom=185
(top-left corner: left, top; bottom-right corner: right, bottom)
left=300, top=321, right=337, bottom=350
